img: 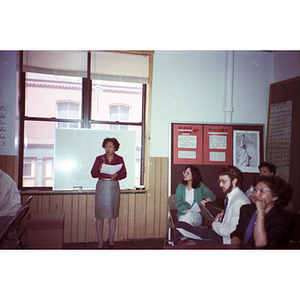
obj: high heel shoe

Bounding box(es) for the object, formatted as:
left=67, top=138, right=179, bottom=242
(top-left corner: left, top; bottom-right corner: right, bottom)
left=107, top=238, right=117, bottom=249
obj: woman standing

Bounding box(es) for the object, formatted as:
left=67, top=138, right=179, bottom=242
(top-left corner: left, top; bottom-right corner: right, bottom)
left=175, top=165, right=216, bottom=225
left=91, top=137, right=127, bottom=249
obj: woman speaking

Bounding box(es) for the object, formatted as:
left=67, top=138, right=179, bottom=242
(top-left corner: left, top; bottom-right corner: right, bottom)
left=91, top=137, right=127, bottom=249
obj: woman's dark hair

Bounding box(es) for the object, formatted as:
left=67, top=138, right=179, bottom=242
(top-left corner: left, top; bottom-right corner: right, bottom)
left=102, top=137, right=120, bottom=151
left=182, top=165, right=203, bottom=189
left=217, top=165, right=243, bottom=190
left=252, top=176, right=293, bottom=208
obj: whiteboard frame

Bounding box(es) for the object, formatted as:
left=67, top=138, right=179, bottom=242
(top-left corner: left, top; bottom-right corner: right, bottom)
left=53, top=128, right=136, bottom=190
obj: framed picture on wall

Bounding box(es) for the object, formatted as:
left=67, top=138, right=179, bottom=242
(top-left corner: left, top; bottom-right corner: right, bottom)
left=233, top=130, right=260, bottom=173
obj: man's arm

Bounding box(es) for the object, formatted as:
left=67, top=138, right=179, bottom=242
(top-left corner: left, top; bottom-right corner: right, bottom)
left=212, top=200, right=245, bottom=239
left=231, top=236, right=242, bottom=244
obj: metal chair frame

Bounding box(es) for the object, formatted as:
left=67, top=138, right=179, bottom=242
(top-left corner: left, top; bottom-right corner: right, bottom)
left=163, top=196, right=216, bottom=248
left=0, top=205, right=29, bottom=249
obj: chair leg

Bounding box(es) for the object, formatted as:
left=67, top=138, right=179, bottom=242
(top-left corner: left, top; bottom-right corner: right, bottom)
left=163, top=220, right=175, bottom=248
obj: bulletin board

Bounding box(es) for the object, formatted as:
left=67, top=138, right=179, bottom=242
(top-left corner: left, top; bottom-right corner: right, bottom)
left=171, top=123, right=264, bottom=199
left=173, top=124, right=203, bottom=164
left=203, top=125, right=233, bottom=165
left=267, top=76, right=300, bottom=212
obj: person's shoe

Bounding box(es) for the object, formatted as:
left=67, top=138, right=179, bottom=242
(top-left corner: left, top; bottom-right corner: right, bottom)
left=184, top=239, right=196, bottom=246
left=107, top=239, right=117, bottom=249
left=177, top=238, right=193, bottom=246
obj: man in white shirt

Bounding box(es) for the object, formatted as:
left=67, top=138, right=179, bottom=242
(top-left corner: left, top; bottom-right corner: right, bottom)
left=174, top=165, right=251, bottom=245
left=0, top=167, right=22, bottom=217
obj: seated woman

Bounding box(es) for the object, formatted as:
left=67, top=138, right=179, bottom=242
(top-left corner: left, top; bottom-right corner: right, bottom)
left=175, top=165, right=216, bottom=226
left=231, top=176, right=295, bottom=247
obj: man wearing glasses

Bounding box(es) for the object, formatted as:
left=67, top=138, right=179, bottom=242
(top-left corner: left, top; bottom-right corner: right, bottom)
left=174, top=165, right=251, bottom=246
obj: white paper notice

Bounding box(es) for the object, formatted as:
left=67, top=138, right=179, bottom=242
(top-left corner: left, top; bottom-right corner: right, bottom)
left=178, top=151, right=196, bottom=159
left=178, top=135, right=197, bottom=148
left=209, top=134, right=227, bottom=149
left=101, top=163, right=123, bottom=175
left=210, top=152, right=226, bottom=162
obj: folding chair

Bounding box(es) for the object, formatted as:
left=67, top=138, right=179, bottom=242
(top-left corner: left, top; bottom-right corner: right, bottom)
left=25, top=196, right=33, bottom=206
left=199, top=203, right=215, bottom=230
left=163, top=196, right=216, bottom=248
left=164, top=195, right=177, bottom=247
left=1, top=205, right=30, bottom=249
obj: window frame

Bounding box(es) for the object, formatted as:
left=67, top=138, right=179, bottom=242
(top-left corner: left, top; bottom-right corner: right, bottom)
left=18, top=50, right=152, bottom=191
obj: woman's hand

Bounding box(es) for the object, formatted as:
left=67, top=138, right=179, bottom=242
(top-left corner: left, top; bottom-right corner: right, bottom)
left=256, top=198, right=267, bottom=211
left=110, top=173, right=118, bottom=180
left=99, top=157, right=105, bottom=172
left=200, top=198, right=211, bottom=206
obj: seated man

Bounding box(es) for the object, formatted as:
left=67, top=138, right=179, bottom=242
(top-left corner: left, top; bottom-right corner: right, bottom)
left=245, top=162, right=276, bottom=203
left=174, top=165, right=251, bottom=246
left=0, top=165, right=22, bottom=231
left=231, top=176, right=295, bottom=247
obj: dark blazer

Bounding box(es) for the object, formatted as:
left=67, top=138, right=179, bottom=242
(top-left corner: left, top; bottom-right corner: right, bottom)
left=231, top=203, right=295, bottom=247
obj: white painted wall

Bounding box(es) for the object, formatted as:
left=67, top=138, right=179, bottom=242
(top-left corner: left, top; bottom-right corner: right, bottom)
left=150, top=50, right=294, bottom=158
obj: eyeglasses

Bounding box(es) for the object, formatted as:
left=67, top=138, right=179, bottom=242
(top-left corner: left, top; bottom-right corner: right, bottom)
left=182, top=171, right=192, bottom=176
left=253, top=187, right=272, bottom=195
left=217, top=179, right=230, bottom=185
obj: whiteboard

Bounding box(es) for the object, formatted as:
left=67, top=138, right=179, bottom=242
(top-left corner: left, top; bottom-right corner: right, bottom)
left=54, top=128, right=136, bottom=190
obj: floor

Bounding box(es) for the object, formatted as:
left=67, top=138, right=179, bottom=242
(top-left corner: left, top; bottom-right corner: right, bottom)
left=63, top=238, right=165, bottom=250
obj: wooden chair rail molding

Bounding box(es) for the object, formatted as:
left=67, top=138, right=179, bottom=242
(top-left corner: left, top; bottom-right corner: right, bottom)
left=20, top=157, right=169, bottom=244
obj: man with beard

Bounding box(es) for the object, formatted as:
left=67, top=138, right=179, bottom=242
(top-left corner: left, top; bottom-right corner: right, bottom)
left=174, top=165, right=251, bottom=246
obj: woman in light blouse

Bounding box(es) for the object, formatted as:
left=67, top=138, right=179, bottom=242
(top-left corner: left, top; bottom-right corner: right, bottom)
left=175, top=165, right=216, bottom=224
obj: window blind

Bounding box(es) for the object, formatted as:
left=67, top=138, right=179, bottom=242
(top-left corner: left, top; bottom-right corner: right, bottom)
left=91, top=51, right=149, bottom=84
left=22, top=50, right=149, bottom=83
left=22, top=51, right=88, bottom=78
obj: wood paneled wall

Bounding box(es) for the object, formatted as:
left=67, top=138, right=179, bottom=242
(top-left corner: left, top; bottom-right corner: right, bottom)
left=20, top=157, right=169, bottom=244
left=0, top=155, right=18, bottom=182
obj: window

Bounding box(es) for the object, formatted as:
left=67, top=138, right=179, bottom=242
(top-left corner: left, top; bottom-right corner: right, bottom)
left=19, top=51, right=152, bottom=190
left=109, top=105, right=130, bottom=131
left=56, top=101, right=80, bottom=128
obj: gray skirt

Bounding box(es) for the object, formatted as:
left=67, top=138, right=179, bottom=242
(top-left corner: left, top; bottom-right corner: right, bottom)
left=95, top=179, right=120, bottom=219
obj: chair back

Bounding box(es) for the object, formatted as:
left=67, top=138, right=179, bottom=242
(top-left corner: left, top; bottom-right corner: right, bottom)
left=0, top=221, right=11, bottom=248
left=199, top=204, right=215, bottom=222
left=25, top=196, right=33, bottom=206
left=7, top=205, right=29, bottom=240
left=0, top=207, right=29, bottom=249
left=167, top=194, right=178, bottom=228
left=167, top=194, right=176, bottom=210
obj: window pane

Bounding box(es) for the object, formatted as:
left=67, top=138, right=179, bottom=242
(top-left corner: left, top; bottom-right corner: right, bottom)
left=91, top=80, right=142, bottom=122
left=57, top=101, right=80, bottom=128
left=25, top=72, right=82, bottom=118
left=23, top=120, right=80, bottom=187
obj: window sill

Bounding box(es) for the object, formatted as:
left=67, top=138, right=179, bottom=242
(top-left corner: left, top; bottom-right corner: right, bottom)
left=21, top=189, right=147, bottom=196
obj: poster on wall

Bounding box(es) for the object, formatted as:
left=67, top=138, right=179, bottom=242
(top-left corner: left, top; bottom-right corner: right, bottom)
left=203, top=125, right=233, bottom=165
left=0, top=105, right=13, bottom=155
left=173, top=123, right=203, bottom=164
left=233, top=130, right=260, bottom=173
left=267, top=100, right=292, bottom=182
